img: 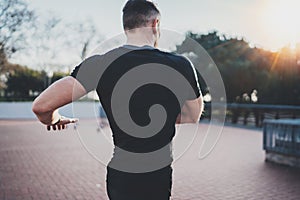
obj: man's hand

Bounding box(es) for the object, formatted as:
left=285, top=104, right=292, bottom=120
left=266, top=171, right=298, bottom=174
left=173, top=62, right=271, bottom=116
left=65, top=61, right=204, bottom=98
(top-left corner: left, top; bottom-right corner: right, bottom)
left=46, top=116, right=78, bottom=131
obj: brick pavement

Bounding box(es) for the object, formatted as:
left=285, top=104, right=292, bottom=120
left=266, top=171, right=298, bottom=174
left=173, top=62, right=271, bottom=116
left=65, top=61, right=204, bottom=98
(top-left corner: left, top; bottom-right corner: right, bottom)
left=0, top=120, right=300, bottom=200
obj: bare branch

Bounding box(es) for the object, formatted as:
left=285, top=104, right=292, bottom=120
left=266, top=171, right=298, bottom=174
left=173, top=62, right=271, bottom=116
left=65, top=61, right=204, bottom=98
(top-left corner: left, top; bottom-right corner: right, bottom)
left=0, top=0, right=35, bottom=56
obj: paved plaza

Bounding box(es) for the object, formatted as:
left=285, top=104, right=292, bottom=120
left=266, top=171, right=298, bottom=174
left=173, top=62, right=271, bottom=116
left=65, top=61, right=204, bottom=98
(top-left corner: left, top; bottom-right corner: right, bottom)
left=0, top=120, right=300, bottom=200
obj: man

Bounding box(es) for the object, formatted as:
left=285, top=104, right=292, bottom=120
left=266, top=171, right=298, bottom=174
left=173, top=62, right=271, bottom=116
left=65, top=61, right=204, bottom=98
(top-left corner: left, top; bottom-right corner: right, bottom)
left=32, top=0, right=203, bottom=199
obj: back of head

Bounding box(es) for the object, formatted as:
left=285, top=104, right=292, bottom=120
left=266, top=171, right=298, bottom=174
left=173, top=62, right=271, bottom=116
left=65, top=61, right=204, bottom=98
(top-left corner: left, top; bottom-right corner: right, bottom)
left=122, top=0, right=160, bottom=31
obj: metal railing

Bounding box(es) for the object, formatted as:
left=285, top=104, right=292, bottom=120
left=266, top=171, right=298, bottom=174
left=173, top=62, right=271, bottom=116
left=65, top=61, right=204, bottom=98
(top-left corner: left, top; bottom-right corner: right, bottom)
left=203, top=103, right=300, bottom=127
left=263, top=119, right=300, bottom=157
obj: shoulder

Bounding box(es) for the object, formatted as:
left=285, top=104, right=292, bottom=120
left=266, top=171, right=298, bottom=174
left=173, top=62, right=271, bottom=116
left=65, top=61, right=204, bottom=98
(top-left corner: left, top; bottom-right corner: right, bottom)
left=158, top=50, right=198, bottom=80
left=78, top=46, right=124, bottom=68
left=156, top=49, right=193, bottom=67
left=83, top=46, right=125, bottom=62
left=82, top=54, right=103, bottom=65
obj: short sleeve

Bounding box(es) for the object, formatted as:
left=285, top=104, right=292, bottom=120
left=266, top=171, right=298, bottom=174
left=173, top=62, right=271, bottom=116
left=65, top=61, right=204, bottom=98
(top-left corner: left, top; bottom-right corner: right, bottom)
left=70, top=55, right=104, bottom=92
left=185, top=59, right=202, bottom=100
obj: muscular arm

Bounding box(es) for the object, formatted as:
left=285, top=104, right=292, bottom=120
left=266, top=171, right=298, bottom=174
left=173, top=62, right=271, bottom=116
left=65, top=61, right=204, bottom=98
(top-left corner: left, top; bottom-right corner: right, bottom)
left=176, top=95, right=204, bottom=124
left=32, top=76, right=87, bottom=129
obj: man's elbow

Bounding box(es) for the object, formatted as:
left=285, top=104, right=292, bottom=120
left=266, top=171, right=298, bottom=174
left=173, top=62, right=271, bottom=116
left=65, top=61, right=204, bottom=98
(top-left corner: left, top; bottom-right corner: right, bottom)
left=188, top=98, right=203, bottom=123
left=32, top=100, right=41, bottom=115
left=31, top=100, right=38, bottom=114
left=32, top=99, right=50, bottom=115
left=32, top=102, right=50, bottom=124
left=190, top=115, right=200, bottom=123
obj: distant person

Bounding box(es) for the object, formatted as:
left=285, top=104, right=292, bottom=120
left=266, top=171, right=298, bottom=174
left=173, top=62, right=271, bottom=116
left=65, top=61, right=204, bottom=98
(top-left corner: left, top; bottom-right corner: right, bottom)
left=32, top=0, right=203, bottom=199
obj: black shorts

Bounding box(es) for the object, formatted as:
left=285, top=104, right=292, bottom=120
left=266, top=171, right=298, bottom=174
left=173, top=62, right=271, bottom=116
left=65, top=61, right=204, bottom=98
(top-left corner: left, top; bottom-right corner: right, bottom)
left=106, top=166, right=172, bottom=200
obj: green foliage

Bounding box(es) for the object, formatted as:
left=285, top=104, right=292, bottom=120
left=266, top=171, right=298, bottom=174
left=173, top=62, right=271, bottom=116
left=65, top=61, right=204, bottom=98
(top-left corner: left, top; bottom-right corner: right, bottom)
left=51, top=71, right=68, bottom=83
left=177, top=31, right=300, bottom=105
left=0, top=63, right=69, bottom=101
left=4, top=66, right=46, bottom=101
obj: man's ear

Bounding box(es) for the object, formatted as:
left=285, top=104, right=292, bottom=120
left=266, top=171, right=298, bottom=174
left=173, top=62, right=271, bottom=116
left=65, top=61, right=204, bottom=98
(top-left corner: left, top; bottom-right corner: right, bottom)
left=152, top=18, right=160, bottom=34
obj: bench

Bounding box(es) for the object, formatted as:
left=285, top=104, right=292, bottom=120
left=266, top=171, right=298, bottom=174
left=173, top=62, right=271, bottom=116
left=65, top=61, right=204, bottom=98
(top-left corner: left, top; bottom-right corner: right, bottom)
left=263, top=119, right=300, bottom=167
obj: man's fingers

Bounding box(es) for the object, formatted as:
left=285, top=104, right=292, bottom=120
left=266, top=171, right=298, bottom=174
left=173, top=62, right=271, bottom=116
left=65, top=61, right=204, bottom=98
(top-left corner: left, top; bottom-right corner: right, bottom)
left=46, top=125, right=63, bottom=131
left=60, top=118, right=78, bottom=124
left=46, top=117, right=78, bottom=131
left=69, top=118, right=78, bottom=123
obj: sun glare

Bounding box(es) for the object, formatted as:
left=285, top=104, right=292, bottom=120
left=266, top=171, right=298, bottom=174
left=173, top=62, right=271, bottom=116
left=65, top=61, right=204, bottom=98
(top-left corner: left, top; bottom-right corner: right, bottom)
left=263, top=0, right=300, bottom=50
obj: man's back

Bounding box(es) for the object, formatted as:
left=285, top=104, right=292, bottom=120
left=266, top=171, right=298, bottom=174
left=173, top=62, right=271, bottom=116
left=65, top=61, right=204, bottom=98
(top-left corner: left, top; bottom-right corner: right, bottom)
left=70, top=45, right=201, bottom=199
left=71, top=45, right=200, bottom=158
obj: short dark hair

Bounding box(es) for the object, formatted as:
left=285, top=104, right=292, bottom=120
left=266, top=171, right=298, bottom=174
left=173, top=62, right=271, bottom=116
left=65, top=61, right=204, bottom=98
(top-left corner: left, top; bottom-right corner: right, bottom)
left=122, top=0, right=160, bottom=30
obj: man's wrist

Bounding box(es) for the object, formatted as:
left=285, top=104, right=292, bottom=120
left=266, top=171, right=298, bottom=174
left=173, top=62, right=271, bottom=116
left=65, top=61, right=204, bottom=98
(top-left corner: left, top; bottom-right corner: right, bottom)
left=51, top=111, right=61, bottom=125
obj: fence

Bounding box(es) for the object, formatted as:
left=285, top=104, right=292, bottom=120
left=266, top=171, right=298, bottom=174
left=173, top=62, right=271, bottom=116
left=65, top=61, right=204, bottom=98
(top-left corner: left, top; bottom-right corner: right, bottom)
left=203, top=103, right=300, bottom=127
left=263, top=119, right=300, bottom=167
left=263, top=119, right=300, bottom=157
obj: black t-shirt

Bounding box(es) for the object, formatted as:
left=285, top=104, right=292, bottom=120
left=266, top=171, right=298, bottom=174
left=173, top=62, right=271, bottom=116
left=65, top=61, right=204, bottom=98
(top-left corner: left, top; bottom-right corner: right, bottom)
left=71, top=45, right=201, bottom=170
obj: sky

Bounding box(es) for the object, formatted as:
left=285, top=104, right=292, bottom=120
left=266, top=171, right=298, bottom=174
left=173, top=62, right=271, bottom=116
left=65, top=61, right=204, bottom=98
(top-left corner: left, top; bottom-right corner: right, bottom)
left=26, top=0, right=300, bottom=51
left=12, top=0, right=300, bottom=70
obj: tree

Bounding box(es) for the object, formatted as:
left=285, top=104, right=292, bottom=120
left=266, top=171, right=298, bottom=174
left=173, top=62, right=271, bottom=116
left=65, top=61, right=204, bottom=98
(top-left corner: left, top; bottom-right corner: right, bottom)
left=17, top=15, right=102, bottom=73
left=51, top=71, right=68, bottom=83
left=0, top=0, right=34, bottom=94
left=5, top=66, right=45, bottom=101
left=176, top=31, right=300, bottom=105
left=0, top=0, right=34, bottom=57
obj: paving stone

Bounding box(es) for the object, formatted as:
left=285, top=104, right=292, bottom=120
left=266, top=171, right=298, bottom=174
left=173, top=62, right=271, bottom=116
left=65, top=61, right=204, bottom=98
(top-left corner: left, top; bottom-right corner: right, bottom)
left=0, top=120, right=300, bottom=200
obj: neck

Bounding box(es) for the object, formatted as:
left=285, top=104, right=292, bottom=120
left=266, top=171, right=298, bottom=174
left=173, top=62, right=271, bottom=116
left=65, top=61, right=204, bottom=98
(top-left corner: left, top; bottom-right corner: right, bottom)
left=125, top=30, right=155, bottom=47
